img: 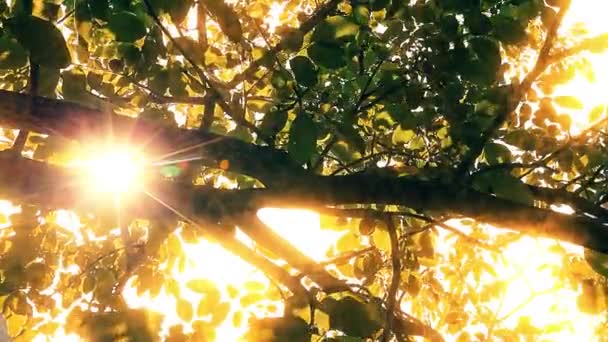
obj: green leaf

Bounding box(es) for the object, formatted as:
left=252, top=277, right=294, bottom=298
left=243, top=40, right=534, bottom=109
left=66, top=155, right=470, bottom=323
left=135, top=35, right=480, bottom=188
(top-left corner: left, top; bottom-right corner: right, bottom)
left=61, top=68, right=88, bottom=102
left=337, top=123, right=366, bottom=154
left=281, top=29, right=304, bottom=51
left=168, top=0, right=194, bottom=24
left=108, top=11, right=147, bottom=42
left=170, top=36, right=204, bottom=62
left=585, top=249, right=608, bottom=278
left=392, top=126, right=415, bottom=144
left=469, top=37, right=501, bottom=72
left=6, top=15, right=71, bottom=68
left=289, top=56, right=318, bottom=87
left=312, top=16, right=359, bottom=45
left=505, top=129, right=538, bottom=151
left=492, top=15, right=526, bottom=44
left=473, top=171, right=535, bottom=206
left=370, top=0, right=391, bottom=11
left=260, top=110, right=288, bottom=136
left=465, top=11, right=492, bottom=35
left=0, top=36, right=27, bottom=69
left=483, top=142, right=511, bottom=165
left=330, top=140, right=361, bottom=163
left=288, top=114, right=317, bottom=164
left=187, top=278, right=218, bottom=294
left=327, top=296, right=382, bottom=338
left=352, top=5, right=370, bottom=25
left=307, top=42, right=346, bottom=69
left=203, top=0, right=242, bottom=43
left=38, top=66, right=60, bottom=97
left=82, top=274, right=96, bottom=293
left=7, top=291, right=30, bottom=316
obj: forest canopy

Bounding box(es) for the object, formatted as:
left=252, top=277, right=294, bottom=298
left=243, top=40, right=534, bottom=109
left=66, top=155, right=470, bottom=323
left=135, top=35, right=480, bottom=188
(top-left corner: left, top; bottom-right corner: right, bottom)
left=0, top=0, right=606, bottom=340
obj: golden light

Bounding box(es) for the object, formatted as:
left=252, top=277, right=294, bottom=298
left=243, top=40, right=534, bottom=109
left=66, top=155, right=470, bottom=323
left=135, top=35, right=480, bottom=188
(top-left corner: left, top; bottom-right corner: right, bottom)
left=552, top=1, right=608, bottom=133
left=71, top=146, right=146, bottom=194
left=429, top=222, right=603, bottom=340
left=120, top=209, right=340, bottom=340
left=2, top=2, right=608, bottom=341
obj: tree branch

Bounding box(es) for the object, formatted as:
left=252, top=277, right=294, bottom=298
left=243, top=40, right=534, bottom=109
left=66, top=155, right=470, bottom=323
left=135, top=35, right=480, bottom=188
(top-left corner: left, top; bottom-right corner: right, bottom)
left=455, top=2, right=571, bottom=177
left=0, top=90, right=304, bottom=187
left=383, top=215, right=401, bottom=342
left=234, top=212, right=350, bottom=293
left=226, top=0, right=342, bottom=88
left=0, top=150, right=606, bottom=255
left=0, top=90, right=607, bottom=254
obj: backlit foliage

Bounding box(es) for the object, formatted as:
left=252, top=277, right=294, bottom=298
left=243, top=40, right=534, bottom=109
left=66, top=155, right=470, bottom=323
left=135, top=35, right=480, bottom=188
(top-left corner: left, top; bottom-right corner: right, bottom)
left=0, top=0, right=606, bottom=341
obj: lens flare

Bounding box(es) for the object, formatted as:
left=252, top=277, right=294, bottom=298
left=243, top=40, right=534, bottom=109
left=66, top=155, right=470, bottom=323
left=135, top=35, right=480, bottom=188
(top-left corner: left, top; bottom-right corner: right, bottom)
left=73, top=147, right=145, bottom=194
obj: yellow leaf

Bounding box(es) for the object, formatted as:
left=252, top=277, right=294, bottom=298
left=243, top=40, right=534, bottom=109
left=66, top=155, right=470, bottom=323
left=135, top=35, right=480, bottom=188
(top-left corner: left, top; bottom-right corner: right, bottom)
left=336, top=233, right=361, bottom=252
left=372, top=229, right=391, bottom=252
left=248, top=2, right=268, bottom=19
left=176, top=299, right=193, bottom=322
left=243, top=281, right=266, bottom=293
left=186, top=279, right=216, bottom=294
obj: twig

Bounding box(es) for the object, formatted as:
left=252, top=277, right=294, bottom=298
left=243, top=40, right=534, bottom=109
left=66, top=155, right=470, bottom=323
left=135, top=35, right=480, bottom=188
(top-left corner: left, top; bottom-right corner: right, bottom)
left=495, top=287, right=558, bottom=323
left=236, top=212, right=350, bottom=293
left=320, top=246, right=375, bottom=266
left=383, top=215, right=401, bottom=342
left=11, top=61, right=38, bottom=154
left=142, top=0, right=251, bottom=133
left=455, top=2, right=571, bottom=178
left=227, top=0, right=342, bottom=88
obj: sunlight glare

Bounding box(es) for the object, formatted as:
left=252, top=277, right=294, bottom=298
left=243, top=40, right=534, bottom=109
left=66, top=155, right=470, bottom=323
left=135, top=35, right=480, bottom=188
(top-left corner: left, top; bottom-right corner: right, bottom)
left=72, top=147, right=145, bottom=194
left=553, top=1, right=608, bottom=133
left=494, top=237, right=599, bottom=339
left=257, top=208, right=344, bottom=262
left=123, top=228, right=281, bottom=340
left=435, top=221, right=602, bottom=340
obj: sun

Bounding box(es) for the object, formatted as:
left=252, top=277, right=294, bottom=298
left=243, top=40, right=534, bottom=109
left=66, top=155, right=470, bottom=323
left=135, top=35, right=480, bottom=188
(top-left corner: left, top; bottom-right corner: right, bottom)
left=71, top=145, right=146, bottom=194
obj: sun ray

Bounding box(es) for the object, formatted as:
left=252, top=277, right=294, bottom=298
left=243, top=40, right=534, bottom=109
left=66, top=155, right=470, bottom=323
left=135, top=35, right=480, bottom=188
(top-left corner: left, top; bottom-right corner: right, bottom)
left=149, top=137, right=224, bottom=163
left=143, top=190, right=199, bottom=227
left=150, top=155, right=206, bottom=167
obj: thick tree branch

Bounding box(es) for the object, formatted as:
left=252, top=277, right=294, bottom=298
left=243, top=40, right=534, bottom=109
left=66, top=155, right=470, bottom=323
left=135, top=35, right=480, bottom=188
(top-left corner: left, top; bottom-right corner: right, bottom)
left=11, top=60, right=38, bottom=154
left=528, top=184, right=608, bottom=219
left=0, top=90, right=607, bottom=253
left=0, top=153, right=445, bottom=340
left=1, top=151, right=607, bottom=255
left=0, top=90, right=304, bottom=187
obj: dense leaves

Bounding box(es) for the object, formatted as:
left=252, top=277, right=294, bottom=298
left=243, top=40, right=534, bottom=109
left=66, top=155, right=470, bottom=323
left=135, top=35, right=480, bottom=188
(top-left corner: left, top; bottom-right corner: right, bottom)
left=4, top=15, right=70, bottom=68
left=0, top=0, right=606, bottom=341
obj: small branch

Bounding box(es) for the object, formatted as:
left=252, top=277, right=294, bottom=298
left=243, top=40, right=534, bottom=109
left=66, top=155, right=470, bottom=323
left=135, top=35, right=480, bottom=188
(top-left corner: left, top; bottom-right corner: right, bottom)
left=383, top=215, right=401, bottom=342
left=473, top=162, right=558, bottom=176
left=142, top=0, right=251, bottom=135
left=401, top=212, right=501, bottom=251
left=197, top=2, right=208, bottom=61
left=11, top=61, right=39, bottom=154
left=227, top=0, right=342, bottom=88
left=320, top=246, right=375, bottom=266
left=455, top=2, right=571, bottom=178
left=548, top=32, right=608, bottom=64
left=495, top=287, right=559, bottom=324
left=207, top=226, right=309, bottom=297
left=235, top=212, right=350, bottom=293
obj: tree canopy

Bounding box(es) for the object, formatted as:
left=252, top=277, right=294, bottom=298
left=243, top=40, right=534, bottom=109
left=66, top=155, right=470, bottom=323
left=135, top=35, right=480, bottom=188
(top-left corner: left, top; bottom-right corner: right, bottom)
left=0, top=0, right=607, bottom=340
